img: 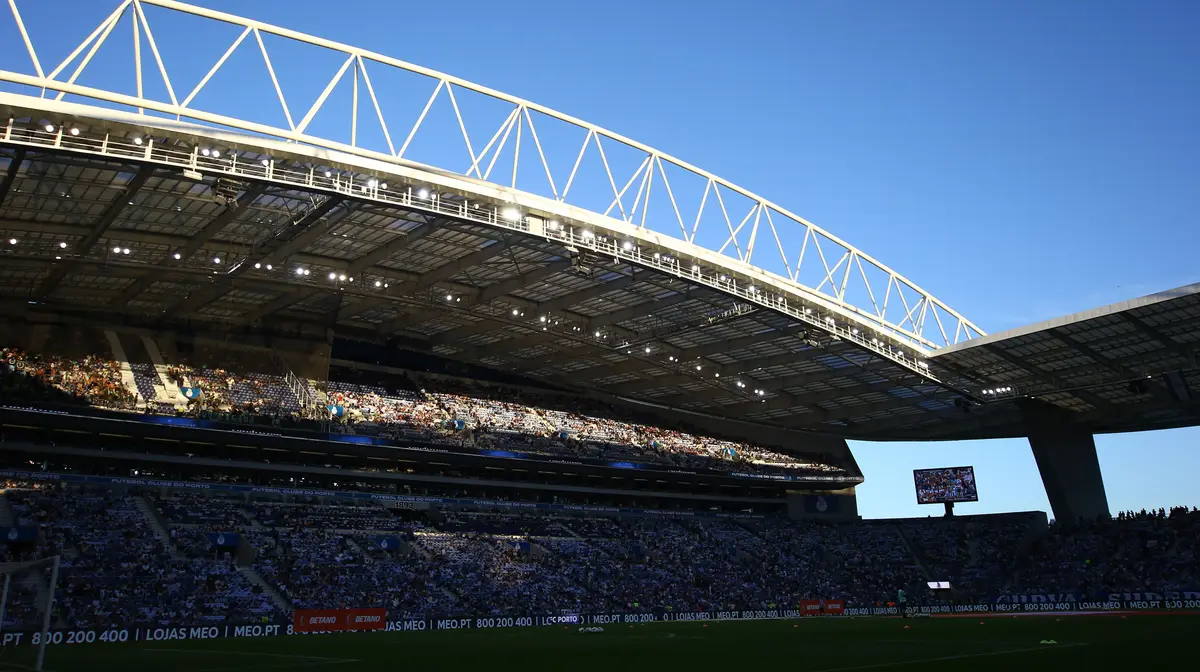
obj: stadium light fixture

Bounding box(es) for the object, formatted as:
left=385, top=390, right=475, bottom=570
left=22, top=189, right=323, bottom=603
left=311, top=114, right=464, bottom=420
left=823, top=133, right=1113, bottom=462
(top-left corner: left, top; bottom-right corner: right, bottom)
left=266, top=264, right=273, bottom=271
left=212, top=257, right=221, bottom=264
left=379, top=183, right=388, bottom=190
left=502, top=207, right=521, bottom=221
left=254, top=263, right=261, bottom=269
left=133, top=136, right=143, bottom=145
left=6, top=238, right=15, bottom=245
left=374, top=280, right=382, bottom=288
left=339, top=274, right=347, bottom=281
left=580, top=230, right=594, bottom=239
left=328, top=272, right=337, bottom=280
left=261, top=159, right=271, bottom=167
left=69, top=127, right=79, bottom=136
left=918, top=361, right=929, bottom=369
left=668, top=356, right=675, bottom=362
left=367, top=179, right=378, bottom=188
left=539, top=316, right=547, bottom=323
left=201, top=148, right=211, bottom=157
left=55, top=255, right=61, bottom=260
left=122, top=248, right=130, bottom=255
left=695, top=365, right=702, bottom=371
left=644, top=346, right=651, bottom=354
left=851, top=328, right=859, bottom=335
left=594, top=331, right=602, bottom=337
left=113, top=246, right=122, bottom=254
left=417, top=188, right=429, bottom=199
left=173, top=252, right=182, bottom=260
left=296, top=267, right=306, bottom=276
left=512, top=309, right=520, bottom=316
left=446, top=294, right=453, bottom=301
left=692, top=264, right=700, bottom=272
left=324, top=170, right=333, bottom=178
left=59, top=242, right=67, bottom=249
left=44, top=124, right=54, bottom=132
left=547, top=221, right=559, bottom=231
left=714, top=372, right=720, bottom=378
left=622, top=241, right=633, bottom=251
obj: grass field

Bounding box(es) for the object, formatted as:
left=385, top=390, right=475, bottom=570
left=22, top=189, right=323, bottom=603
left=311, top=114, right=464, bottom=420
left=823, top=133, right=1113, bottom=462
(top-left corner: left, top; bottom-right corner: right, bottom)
left=2, top=614, right=1192, bottom=671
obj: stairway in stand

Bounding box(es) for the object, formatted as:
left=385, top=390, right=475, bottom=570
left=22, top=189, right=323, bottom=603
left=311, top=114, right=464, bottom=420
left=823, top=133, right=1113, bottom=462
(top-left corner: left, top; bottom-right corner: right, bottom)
left=237, top=566, right=293, bottom=614
left=103, top=330, right=143, bottom=407
left=133, top=495, right=185, bottom=561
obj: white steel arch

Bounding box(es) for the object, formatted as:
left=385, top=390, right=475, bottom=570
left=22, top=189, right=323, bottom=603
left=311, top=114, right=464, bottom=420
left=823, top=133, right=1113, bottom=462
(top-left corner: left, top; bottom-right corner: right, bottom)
left=0, top=0, right=984, bottom=350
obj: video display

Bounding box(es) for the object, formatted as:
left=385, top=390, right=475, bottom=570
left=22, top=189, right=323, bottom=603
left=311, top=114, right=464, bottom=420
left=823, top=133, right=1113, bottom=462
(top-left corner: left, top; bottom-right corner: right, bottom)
left=913, top=466, right=978, bottom=504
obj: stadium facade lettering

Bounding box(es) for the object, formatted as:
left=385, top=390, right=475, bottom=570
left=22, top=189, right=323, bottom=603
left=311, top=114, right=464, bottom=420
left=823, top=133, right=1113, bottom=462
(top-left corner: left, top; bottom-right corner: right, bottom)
left=4, top=601, right=1197, bottom=648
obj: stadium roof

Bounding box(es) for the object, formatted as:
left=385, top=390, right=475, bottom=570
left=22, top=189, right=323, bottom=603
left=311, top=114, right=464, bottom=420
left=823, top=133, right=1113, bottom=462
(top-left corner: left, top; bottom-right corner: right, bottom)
left=0, top=0, right=1195, bottom=444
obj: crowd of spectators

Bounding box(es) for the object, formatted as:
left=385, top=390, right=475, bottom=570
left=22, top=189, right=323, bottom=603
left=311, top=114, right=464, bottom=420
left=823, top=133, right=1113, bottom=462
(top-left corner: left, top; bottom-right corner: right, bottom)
left=1008, top=507, right=1200, bottom=599
left=4, top=342, right=848, bottom=478
left=900, top=515, right=1035, bottom=597
left=329, top=375, right=845, bottom=478
left=5, top=484, right=278, bottom=629
left=2, top=347, right=137, bottom=410
left=0, top=480, right=1196, bottom=630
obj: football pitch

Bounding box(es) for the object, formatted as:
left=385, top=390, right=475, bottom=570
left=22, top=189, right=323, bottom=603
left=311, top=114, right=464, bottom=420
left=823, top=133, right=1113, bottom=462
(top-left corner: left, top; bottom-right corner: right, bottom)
left=3, top=614, right=1192, bottom=671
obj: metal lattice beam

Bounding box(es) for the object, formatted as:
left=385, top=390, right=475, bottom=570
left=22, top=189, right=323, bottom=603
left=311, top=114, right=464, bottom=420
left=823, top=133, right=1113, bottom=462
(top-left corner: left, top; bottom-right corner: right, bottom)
left=0, top=148, right=25, bottom=207
left=346, top=216, right=441, bottom=276
left=573, top=325, right=808, bottom=385
left=0, top=0, right=984, bottom=350
left=982, top=343, right=1115, bottom=412
left=108, top=182, right=267, bottom=308
left=34, top=166, right=152, bottom=299
left=427, top=259, right=573, bottom=343
left=161, top=193, right=347, bottom=318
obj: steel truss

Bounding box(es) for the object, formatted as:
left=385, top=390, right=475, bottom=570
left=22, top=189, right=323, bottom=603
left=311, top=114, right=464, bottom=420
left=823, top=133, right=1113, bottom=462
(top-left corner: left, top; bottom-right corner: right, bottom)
left=0, top=0, right=983, bottom=354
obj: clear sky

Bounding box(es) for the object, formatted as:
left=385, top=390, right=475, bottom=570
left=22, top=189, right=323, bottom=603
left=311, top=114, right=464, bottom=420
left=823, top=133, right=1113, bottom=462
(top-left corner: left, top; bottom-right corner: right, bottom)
left=2, top=0, right=1197, bottom=520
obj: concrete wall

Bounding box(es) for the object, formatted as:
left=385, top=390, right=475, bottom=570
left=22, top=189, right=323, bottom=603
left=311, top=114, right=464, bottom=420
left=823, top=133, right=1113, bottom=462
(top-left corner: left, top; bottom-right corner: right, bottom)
left=1020, top=400, right=1110, bottom=522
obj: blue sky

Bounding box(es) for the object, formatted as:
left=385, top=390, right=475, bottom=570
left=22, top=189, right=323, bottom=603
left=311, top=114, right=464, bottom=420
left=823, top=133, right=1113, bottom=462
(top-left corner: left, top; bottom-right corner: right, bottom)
left=2, top=0, right=1197, bottom=519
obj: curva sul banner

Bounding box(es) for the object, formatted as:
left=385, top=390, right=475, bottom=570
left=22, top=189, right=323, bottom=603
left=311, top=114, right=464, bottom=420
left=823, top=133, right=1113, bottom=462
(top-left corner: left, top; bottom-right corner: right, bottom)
left=4, top=600, right=1198, bottom=648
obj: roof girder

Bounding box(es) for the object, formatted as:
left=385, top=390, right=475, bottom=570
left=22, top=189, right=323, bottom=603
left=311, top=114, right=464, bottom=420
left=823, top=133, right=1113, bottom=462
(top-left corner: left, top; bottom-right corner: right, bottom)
left=34, top=166, right=153, bottom=299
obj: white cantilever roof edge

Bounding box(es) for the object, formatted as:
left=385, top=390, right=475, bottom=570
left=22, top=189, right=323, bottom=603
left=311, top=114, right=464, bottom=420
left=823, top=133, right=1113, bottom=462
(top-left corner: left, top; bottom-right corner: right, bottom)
left=1, top=0, right=985, bottom=350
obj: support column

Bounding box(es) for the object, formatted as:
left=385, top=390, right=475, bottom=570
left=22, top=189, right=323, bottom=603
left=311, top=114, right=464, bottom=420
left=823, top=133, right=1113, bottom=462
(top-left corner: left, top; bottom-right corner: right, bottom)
left=1020, top=400, right=1110, bottom=522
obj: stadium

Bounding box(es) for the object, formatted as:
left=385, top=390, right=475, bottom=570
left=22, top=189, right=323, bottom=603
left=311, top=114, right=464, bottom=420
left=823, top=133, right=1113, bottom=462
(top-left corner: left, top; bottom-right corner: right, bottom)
left=0, top=1, right=1196, bottom=670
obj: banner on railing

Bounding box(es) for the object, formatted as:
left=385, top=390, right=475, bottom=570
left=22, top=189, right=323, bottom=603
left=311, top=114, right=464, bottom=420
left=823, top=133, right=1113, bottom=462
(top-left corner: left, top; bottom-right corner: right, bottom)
left=293, top=609, right=387, bottom=633
left=3, top=600, right=1199, bottom=648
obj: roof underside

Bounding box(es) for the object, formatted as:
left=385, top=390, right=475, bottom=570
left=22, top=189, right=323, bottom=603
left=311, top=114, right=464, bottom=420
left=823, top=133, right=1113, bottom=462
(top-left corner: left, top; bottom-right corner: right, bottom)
left=1, top=144, right=1195, bottom=442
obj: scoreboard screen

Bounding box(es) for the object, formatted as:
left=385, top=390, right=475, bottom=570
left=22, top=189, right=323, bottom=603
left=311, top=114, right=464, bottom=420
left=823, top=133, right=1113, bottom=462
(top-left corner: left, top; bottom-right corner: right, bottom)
left=913, top=466, right=978, bottom=504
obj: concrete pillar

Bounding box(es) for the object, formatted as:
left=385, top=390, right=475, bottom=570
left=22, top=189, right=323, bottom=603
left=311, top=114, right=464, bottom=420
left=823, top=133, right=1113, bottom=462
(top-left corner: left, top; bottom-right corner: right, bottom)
left=1020, top=400, right=1110, bottom=522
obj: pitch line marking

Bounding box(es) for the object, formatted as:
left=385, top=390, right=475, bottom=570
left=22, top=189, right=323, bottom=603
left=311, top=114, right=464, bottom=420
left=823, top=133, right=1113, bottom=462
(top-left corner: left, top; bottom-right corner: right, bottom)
left=808, top=643, right=1088, bottom=671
